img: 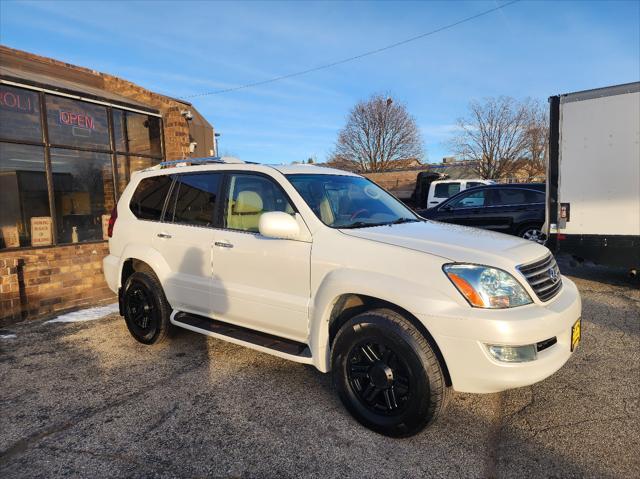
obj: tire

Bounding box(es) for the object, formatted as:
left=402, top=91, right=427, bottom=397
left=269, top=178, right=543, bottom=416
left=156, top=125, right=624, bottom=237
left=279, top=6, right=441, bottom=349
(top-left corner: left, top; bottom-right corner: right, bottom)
left=331, top=308, right=450, bottom=437
left=122, top=269, right=171, bottom=345
left=517, top=223, right=546, bottom=244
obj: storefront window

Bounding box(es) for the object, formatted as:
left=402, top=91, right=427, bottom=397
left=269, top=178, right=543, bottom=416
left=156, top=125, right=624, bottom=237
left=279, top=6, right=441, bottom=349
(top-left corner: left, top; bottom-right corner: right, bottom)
left=46, top=95, right=110, bottom=150
left=0, top=143, right=49, bottom=249
left=126, top=112, right=162, bottom=156
left=112, top=109, right=127, bottom=152
left=116, top=155, right=160, bottom=195
left=1, top=85, right=164, bottom=249
left=50, top=148, right=114, bottom=244
left=0, top=85, right=42, bottom=143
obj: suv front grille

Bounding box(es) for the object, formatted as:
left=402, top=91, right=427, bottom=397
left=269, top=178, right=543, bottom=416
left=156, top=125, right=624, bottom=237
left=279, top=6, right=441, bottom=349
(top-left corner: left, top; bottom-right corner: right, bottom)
left=517, top=253, right=562, bottom=302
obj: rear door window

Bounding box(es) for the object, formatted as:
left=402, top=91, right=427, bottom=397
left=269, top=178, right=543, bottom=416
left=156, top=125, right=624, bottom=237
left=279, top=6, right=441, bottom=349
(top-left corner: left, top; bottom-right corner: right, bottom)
left=129, top=175, right=172, bottom=221
left=165, top=173, right=222, bottom=227
left=449, top=189, right=489, bottom=209
left=434, top=182, right=461, bottom=198
left=467, top=181, right=485, bottom=188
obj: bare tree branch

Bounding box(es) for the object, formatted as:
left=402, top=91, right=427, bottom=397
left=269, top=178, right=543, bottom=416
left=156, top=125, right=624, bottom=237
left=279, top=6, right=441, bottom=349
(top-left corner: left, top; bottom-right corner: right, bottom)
left=451, top=97, right=534, bottom=180
left=329, top=94, right=423, bottom=172
left=517, top=99, right=549, bottom=180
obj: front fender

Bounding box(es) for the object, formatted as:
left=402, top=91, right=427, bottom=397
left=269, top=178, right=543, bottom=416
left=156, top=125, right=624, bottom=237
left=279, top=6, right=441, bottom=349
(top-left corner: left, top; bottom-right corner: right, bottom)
left=308, top=268, right=455, bottom=372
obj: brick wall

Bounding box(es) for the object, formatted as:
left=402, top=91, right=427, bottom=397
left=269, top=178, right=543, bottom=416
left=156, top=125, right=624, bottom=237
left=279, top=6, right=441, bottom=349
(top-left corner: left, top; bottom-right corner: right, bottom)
left=0, top=243, right=115, bottom=326
left=102, top=77, right=193, bottom=160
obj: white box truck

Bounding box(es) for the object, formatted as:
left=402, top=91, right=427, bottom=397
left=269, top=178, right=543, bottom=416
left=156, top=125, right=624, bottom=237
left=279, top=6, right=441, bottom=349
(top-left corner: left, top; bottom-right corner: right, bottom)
left=546, top=82, right=640, bottom=272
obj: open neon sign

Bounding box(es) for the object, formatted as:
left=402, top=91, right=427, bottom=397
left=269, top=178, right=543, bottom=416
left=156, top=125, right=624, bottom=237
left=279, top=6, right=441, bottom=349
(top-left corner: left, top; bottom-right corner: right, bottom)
left=59, top=110, right=95, bottom=129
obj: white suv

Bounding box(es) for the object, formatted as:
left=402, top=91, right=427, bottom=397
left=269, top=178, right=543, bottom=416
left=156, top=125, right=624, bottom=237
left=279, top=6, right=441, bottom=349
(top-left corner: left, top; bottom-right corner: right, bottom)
left=104, top=157, right=581, bottom=437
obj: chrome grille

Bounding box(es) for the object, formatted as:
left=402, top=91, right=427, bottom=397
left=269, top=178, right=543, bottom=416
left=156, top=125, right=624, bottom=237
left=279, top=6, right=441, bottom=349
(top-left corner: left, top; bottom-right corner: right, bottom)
left=517, top=253, right=562, bottom=302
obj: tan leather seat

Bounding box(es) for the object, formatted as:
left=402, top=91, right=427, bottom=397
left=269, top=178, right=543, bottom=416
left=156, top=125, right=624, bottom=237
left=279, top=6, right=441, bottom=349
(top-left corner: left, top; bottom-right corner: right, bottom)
left=319, top=197, right=335, bottom=225
left=228, top=190, right=263, bottom=232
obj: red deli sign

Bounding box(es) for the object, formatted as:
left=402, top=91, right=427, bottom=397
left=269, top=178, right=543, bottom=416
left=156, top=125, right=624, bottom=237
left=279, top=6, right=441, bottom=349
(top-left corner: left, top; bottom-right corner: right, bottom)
left=59, top=110, right=95, bottom=129
left=0, top=88, right=35, bottom=113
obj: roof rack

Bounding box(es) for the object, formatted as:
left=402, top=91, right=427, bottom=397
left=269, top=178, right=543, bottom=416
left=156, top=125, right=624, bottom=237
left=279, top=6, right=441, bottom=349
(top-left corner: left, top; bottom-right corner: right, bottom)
left=140, top=156, right=246, bottom=173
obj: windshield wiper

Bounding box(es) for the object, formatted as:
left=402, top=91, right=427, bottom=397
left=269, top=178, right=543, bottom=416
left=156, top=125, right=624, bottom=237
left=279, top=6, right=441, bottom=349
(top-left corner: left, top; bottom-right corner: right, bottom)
left=339, top=221, right=391, bottom=229
left=389, top=217, right=420, bottom=225
left=340, top=218, right=420, bottom=229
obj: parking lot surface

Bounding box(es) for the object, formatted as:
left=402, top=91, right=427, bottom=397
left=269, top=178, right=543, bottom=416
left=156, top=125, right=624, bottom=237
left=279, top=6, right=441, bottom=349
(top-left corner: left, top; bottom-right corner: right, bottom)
left=1, top=260, right=638, bottom=478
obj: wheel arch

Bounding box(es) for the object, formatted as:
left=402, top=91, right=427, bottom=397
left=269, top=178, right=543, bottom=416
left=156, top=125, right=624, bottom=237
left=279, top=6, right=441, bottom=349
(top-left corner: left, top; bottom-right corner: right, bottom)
left=310, top=279, right=452, bottom=387
left=116, top=245, right=173, bottom=313
left=328, top=294, right=452, bottom=388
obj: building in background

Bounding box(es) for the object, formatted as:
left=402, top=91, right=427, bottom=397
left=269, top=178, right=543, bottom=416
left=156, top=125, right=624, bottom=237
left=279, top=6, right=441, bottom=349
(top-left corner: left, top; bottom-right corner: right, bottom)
left=0, top=46, right=215, bottom=325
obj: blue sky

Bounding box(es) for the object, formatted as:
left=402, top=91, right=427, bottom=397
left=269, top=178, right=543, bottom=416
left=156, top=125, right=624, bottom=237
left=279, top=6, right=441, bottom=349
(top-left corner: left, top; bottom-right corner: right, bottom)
left=1, top=0, right=638, bottom=164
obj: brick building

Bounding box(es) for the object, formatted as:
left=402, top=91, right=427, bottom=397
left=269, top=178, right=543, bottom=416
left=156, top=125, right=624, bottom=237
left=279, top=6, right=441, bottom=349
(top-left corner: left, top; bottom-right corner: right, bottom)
left=0, top=46, right=215, bottom=325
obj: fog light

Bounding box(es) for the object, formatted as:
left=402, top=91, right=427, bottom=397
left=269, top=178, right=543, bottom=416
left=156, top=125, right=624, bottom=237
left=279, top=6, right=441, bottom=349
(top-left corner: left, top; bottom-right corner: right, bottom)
left=487, top=344, right=537, bottom=363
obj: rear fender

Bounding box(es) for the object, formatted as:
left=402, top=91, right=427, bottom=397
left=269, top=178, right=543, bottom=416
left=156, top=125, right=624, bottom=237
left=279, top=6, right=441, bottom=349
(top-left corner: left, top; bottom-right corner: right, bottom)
left=117, top=244, right=172, bottom=290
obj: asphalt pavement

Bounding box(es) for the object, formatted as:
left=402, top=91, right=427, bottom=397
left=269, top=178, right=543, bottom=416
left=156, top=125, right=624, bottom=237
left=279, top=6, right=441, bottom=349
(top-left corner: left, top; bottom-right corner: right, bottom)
left=1, top=259, right=638, bottom=478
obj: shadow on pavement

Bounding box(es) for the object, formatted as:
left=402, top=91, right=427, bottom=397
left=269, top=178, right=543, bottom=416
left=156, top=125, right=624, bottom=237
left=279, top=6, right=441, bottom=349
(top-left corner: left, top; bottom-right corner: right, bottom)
left=2, top=296, right=638, bottom=479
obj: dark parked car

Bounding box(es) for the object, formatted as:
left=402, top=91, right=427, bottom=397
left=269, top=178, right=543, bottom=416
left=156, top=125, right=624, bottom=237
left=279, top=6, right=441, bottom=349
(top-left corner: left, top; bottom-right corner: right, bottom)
left=417, top=183, right=546, bottom=243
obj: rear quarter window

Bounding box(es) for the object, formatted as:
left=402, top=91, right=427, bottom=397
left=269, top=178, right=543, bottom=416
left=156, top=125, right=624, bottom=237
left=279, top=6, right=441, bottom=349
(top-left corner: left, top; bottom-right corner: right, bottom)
left=129, top=175, right=172, bottom=221
left=434, top=183, right=461, bottom=198
left=494, top=188, right=545, bottom=206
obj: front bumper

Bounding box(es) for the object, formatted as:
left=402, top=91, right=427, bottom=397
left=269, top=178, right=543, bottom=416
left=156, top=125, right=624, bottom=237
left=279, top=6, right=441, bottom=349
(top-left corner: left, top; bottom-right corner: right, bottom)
left=421, top=277, right=582, bottom=393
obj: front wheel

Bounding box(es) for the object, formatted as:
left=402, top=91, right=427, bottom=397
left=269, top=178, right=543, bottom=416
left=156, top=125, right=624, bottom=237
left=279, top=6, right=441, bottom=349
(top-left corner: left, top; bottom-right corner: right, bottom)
left=122, top=271, right=171, bottom=345
left=331, top=309, right=450, bottom=437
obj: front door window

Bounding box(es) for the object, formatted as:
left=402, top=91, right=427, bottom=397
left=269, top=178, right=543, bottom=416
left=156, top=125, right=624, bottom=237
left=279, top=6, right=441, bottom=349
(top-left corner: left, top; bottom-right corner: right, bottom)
left=225, top=173, right=294, bottom=233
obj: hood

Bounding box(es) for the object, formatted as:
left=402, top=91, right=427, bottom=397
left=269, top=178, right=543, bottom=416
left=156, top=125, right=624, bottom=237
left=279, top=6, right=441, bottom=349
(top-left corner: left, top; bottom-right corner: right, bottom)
left=339, top=220, right=547, bottom=266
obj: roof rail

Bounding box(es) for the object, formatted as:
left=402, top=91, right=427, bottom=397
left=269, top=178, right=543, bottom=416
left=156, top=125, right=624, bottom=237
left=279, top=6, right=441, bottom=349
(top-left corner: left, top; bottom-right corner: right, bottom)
left=140, top=156, right=245, bottom=173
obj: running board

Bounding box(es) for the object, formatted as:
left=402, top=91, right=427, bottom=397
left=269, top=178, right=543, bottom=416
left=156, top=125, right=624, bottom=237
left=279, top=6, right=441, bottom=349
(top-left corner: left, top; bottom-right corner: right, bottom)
left=171, top=311, right=312, bottom=359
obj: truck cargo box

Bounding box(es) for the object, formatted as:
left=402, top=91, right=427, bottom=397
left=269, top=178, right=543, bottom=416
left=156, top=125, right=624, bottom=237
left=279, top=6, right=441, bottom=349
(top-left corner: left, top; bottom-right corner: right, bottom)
left=547, top=82, right=640, bottom=270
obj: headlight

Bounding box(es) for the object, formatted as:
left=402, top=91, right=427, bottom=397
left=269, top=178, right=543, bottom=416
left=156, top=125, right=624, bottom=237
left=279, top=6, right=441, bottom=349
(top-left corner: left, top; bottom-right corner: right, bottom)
left=443, top=264, right=532, bottom=309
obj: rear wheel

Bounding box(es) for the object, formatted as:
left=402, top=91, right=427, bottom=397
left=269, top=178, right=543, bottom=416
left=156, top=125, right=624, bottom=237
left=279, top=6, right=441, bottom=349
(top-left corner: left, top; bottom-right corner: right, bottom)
left=122, top=270, right=171, bottom=345
left=518, top=224, right=546, bottom=244
left=331, top=308, right=450, bottom=437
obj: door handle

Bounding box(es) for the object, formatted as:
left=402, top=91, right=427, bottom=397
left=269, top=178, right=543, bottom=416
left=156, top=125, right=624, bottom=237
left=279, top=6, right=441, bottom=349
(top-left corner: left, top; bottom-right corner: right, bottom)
left=215, top=241, right=233, bottom=248
left=157, top=233, right=172, bottom=239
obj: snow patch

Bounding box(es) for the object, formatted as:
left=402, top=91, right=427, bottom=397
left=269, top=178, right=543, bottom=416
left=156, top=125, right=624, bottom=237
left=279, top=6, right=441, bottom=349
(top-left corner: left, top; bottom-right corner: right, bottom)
left=0, top=334, right=17, bottom=339
left=45, top=303, right=119, bottom=324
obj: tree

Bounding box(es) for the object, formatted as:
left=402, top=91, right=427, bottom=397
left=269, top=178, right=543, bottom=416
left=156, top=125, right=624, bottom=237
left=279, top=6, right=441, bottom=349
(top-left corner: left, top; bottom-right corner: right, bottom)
left=518, top=100, right=549, bottom=180
left=452, top=97, right=532, bottom=180
left=330, top=94, right=423, bottom=172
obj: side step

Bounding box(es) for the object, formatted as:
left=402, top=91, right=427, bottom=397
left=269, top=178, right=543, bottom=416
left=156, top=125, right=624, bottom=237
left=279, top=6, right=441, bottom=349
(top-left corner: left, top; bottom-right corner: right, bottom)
left=171, top=311, right=312, bottom=358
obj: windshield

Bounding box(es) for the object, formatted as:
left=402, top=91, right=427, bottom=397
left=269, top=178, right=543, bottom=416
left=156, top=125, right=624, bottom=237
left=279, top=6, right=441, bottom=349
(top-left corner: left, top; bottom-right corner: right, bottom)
left=286, top=174, right=419, bottom=228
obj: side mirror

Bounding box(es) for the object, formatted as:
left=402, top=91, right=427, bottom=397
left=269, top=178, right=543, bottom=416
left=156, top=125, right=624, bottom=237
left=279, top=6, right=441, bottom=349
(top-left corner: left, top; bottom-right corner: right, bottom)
left=259, top=211, right=301, bottom=240
left=440, top=204, right=453, bottom=211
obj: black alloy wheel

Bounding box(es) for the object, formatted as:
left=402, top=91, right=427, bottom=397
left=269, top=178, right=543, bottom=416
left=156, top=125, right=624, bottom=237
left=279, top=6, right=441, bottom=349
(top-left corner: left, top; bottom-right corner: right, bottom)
left=347, top=342, right=411, bottom=416
left=125, top=284, right=157, bottom=337
left=332, top=308, right=450, bottom=437
left=122, top=270, right=171, bottom=345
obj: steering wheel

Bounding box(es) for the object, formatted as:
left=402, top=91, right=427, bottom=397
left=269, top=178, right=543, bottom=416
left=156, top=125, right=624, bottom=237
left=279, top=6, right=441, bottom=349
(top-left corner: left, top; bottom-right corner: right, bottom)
left=350, top=208, right=370, bottom=221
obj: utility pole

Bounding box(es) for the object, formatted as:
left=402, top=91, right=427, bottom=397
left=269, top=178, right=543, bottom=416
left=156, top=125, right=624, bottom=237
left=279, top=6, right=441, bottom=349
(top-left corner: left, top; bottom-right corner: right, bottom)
left=214, top=132, right=221, bottom=156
